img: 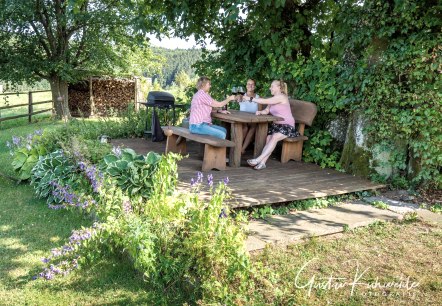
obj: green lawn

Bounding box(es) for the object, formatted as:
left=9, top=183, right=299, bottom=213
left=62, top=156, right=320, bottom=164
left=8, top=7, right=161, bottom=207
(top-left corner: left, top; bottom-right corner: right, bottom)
left=0, top=91, right=53, bottom=130
left=1, top=121, right=440, bottom=305
left=0, top=122, right=157, bottom=305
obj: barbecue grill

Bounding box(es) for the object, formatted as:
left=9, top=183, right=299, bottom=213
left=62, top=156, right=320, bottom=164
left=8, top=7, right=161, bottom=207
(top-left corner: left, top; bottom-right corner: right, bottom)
left=147, top=91, right=175, bottom=108
left=139, top=91, right=185, bottom=139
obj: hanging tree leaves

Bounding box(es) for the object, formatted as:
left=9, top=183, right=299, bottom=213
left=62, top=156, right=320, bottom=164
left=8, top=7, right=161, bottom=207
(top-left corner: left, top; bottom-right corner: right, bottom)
left=0, top=0, right=163, bottom=119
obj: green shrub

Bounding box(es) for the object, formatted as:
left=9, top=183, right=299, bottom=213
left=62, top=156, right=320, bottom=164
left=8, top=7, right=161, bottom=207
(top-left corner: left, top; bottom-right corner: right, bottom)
left=302, top=129, right=341, bottom=169
left=30, top=150, right=85, bottom=204
left=100, top=148, right=162, bottom=199
left=7, top=130, right=48, bottom=180
left=39, top=154, right=252, bottom=303
left=60, top=135, right=112, bottom=165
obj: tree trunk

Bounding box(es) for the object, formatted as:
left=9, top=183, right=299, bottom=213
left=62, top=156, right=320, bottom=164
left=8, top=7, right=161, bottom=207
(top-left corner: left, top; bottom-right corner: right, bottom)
left=339, top=111, right=372, bottom=178
left=49, top=76, right=71, bottom=120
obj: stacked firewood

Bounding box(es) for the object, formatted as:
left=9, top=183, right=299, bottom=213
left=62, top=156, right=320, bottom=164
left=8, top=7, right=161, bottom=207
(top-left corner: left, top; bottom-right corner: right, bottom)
left=68, top=78, right=135, bottom=117
left=68, top=81, right=91, bottom=117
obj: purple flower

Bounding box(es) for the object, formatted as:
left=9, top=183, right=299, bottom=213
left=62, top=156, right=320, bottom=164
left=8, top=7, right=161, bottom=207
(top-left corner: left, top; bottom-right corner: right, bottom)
left=41, top=257, right=50, bottom=263
left=44, top=270, right=54, bottom=280
left=112, top=146, right=122, bottom=157
left=122, top=200, right=132, bottom=214
left=83, top=164, right=103, bottom=193
left=197, top=171, right=203, bottom=184
left=12, top=136, right=21, bottom=146
left=219, top=208, right=227, bottom=218
left=34, top=129, right=43, bottom=136
left=207, top=174, right=213, bottom=187
left=223, top=177, right=229, bottom=185
left=190, top=178, right=196, bottom=187
left=78, top=161, right=86, bottom=171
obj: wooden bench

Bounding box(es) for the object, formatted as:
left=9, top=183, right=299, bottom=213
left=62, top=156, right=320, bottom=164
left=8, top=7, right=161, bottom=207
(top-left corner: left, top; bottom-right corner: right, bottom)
left=162, top=126, right=235, bottom=171
left=281, top=99, right=317, bottom=163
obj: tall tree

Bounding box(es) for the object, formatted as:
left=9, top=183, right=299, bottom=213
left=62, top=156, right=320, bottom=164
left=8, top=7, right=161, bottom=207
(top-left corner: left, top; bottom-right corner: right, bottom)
left=141, top=0, right=334, bottom=95
left=0, top=0, right=162, bottom=119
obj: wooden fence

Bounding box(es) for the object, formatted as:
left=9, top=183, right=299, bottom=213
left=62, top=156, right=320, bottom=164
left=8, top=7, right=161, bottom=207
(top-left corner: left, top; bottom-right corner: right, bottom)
left=0, top=90, right=53, bottom=123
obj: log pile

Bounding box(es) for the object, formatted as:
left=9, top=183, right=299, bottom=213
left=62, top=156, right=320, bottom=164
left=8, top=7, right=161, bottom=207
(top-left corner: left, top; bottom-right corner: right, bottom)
left=68, top=77, right=136, bottom=117
left=68, top=81, right=91, bottom=117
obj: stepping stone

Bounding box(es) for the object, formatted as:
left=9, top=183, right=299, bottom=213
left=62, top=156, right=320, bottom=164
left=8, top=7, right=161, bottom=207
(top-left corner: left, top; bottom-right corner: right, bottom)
left=245, top=201, right=401, bottom=252
left=364, top=196, right=420, bottom=214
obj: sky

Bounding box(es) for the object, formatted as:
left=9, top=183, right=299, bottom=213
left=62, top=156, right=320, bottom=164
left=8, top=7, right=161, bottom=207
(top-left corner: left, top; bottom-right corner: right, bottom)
left=147, top=34, right=216, bottom=50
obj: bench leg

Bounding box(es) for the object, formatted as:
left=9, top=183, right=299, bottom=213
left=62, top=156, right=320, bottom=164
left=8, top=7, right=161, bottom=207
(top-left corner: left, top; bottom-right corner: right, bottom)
left=281, top=141, right=303, bottom=163
left=202, top=144, right=226, bottom=171
left=165, top=135, right=187, bottom=154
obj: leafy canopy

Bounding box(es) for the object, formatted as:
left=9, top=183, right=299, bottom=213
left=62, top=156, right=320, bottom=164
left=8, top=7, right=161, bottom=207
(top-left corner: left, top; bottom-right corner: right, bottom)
left=0, top=0, right=162, bottom=85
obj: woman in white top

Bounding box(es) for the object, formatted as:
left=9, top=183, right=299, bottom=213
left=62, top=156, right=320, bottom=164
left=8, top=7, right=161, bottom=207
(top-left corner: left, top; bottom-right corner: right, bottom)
left=239, top=79, right=259, bottom=153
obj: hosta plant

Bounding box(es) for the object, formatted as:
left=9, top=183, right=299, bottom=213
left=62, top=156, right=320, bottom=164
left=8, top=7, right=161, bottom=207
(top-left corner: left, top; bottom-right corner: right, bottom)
left=101, top=148, right=162, bottom=198
left=31, top=150, right=84, bottom=204
left=7, top=130, right=48, bottom=180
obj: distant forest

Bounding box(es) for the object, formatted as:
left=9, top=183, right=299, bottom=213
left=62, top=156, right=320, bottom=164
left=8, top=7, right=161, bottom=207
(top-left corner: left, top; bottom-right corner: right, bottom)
left=151, top=47, right=202, bottom=87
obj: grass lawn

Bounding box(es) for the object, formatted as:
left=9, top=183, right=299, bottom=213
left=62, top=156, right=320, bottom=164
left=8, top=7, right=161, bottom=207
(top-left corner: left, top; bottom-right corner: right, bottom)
left=0, top=91, right=53, bottom=130
left=0, top=120, right=440, bottom=305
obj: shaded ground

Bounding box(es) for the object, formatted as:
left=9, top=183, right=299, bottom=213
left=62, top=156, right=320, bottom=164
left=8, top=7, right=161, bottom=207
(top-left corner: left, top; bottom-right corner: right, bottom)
left=382, top=188, right=441, bottom=206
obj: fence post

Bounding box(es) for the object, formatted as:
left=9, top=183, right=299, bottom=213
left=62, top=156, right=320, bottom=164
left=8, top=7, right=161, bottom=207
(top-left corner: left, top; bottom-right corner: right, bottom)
left=89, top=76, right=95, bottom=116
left=28, top=91, right=33, bottom=123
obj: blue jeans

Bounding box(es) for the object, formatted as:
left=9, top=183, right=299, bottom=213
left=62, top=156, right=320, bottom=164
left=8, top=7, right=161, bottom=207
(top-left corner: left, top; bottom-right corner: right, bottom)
left=189, top=123, right=227, bottom=139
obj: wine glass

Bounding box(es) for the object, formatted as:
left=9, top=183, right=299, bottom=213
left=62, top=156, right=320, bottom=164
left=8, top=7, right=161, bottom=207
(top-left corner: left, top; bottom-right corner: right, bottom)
left=225, top=86, right=237, bottom=110
left=237, top=86, right=245, bottom=102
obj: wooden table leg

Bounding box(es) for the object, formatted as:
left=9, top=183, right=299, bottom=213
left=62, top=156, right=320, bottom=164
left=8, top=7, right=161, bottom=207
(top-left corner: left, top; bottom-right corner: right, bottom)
left=229, top=122, right=243, bottom=167
left=254, top=122, right=268, bottom=157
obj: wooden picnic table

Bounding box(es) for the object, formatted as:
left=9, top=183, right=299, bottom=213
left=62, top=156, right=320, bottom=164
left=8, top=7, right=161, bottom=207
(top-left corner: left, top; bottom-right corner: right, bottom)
left=211, top=109, right=282, bottom=167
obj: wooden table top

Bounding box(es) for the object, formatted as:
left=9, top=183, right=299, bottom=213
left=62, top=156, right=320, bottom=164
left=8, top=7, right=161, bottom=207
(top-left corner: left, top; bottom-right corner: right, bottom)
left=211, top=109, right=282, bottom=124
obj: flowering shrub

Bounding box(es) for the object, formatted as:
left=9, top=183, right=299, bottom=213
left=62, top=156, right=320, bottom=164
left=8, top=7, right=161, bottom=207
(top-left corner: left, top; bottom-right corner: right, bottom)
left=38, top=152, right=253, bottom=303
left=7, top=130, right=47, bottom=180
left=31, top=150, right=103, bottom=211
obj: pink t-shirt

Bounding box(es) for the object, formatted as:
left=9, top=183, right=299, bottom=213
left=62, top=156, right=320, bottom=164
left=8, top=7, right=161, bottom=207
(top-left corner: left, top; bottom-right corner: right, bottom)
left=189, top=89, right=214, bottom=125
left=269, top=103, right=295, bottom=126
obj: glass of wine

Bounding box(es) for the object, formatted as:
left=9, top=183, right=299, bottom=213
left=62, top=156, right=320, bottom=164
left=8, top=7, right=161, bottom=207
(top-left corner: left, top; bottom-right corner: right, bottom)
left=226, top=86, right=238, bottom=110
left=237, top=86, right=245, bottom=102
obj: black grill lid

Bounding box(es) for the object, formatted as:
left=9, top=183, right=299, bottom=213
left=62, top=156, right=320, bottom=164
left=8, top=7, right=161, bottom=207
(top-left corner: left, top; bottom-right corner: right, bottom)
left=147, top=91, right=175, bottom=105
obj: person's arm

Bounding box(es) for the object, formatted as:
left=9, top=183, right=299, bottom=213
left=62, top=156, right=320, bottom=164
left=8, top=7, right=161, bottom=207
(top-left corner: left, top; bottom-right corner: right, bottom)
left=256, top=106, right=270, bottom=115
left=251, top=94, right=286, bottom=105
left=211, top=95, right=235, bottom=108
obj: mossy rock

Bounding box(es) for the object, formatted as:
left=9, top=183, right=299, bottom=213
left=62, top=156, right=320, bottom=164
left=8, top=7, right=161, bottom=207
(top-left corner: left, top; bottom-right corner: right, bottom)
left=339, top=111, right=372, bottom=178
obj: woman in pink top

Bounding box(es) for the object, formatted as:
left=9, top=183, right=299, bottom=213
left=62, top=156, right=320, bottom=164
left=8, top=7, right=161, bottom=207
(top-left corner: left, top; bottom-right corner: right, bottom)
left=189, top=76, right=235, bottom=139
left=244, top=80, right=300, bottom=170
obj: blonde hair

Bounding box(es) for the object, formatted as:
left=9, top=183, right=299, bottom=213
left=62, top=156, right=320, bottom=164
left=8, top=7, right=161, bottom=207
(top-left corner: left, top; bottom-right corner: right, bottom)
left=277, top=79, right=288, bottom=95
left=197, top=76, right=210, bottom=89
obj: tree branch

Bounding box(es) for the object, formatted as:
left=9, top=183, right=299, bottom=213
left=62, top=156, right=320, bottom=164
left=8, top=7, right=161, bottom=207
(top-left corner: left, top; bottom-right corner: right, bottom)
left=29, top=21, right=52, bottom=58
left=36, top=0, right=56, bottom=53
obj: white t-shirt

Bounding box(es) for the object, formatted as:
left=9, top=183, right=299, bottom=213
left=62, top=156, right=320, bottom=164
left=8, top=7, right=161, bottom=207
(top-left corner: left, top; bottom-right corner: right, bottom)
left=240, top=94, right=259, bottom=113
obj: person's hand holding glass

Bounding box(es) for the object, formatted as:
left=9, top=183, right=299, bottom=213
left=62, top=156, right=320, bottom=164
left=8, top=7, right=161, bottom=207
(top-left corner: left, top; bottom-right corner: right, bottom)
left=237, top=86, right=245, bottom=102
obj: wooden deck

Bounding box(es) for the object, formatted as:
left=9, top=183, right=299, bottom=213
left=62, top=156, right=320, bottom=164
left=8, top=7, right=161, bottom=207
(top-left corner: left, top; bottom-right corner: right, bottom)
left=113, top=138, right=385, bottom=208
